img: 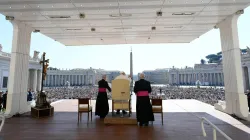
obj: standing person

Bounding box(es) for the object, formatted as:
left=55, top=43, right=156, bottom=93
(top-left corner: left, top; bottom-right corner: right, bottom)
left=0, top=91, right=3, bottom=111
left=134, top=73, right=154, bottom=126
left=27, top=89, right=33, bottom=101
left=95, top=75, right=111, bottom=119
left=247, top=90, right=250, bottom=112
left=2, top=90, right=7, bottom=110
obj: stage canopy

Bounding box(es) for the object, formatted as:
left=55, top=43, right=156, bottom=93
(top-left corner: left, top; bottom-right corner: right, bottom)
left=0, top=0, right=249, bottom=46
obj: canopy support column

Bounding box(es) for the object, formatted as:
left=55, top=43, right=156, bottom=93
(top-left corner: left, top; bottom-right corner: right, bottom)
left=214, top=10, right=249, bottom=120
left=5, top=20, right=33, bottom=117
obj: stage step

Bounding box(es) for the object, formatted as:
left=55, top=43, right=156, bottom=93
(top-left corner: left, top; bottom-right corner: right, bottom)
left=104, top=117, right=137, bottom=125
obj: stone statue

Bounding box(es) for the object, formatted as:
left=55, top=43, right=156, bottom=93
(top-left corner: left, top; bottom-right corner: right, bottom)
left=33, top=51, right=40, bottom=59
left=65, top=81, right=70, bottom=87
left=246, top=46, right=250, bottom=55
left=196, top=80, right=201, bottom=88
left=0, top=44, right=2, bottom=52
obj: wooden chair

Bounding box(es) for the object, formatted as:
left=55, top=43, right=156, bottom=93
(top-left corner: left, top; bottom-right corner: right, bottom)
left=151, top=99, right=163, bottom=125
left=78, top=98, right=92, bottom=123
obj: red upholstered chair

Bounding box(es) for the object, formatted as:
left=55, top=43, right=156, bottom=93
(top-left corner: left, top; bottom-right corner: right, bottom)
left=78, top=98, right=92, bottom=123
left=151, top=99, right=163, bottom=125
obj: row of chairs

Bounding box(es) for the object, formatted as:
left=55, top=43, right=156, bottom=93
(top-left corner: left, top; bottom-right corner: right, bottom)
left=77, top=98, right=163, bottom=125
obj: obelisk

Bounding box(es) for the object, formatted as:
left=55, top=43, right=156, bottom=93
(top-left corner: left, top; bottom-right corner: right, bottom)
left=130, top=48, right=133, bottom=92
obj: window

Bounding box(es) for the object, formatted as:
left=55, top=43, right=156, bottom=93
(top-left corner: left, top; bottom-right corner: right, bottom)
left=2, top=77, right=8, bottom=88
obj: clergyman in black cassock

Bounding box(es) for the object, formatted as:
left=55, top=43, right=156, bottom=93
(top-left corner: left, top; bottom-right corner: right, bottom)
left=134, top=73, right=154, bottom=126
left=95, top=75, right=111, bottom=118
left=247, top=90, right=250, bottom=112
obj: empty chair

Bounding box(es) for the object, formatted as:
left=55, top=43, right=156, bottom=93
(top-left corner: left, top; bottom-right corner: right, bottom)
left=78, top=98, right=92, bottom=123
left=151, top=99, right=163, bottom=125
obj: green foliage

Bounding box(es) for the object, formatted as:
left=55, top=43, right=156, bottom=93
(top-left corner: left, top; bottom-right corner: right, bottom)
left=205, top=54, right=221, bottom=63
left=205, top=48, right=247, bottom=63
left=241, top=49, right=247, bottom=53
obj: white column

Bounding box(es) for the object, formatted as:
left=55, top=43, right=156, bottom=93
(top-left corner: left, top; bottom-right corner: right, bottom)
left=45, top=74, right=47, bottom=86
left=74, top=75, right=77, bottom=84
left=212, top=73, right=215, bottom=85
left=202, top=73, right=205, bottom=84
left=50, top=75, right=53, bottom=86
left=36, top=70, right=42, bottom=92
left=210, top=73, right=212, bottom=85
left=61, top=75, right=64, bottom=85
left=215, top=11, right=248, bottom=119
left=80, top=75, right=83, bottom=85
left=5, top=21, right=33, bottom=116
left=93, top=75, right=95, bottom=85
left=71, top=75, right=73, bottom=85
left=217, top=73, right=220, bottom=86
left=214, top=73, right=217, bottom=86
left=77, top=75, right=80, bottom=85
left=30, top=69, right=37, bottom=92
left=48, top=75, right=50, bottom=86
left=55, top=75, right=57, bottom=87
left=84, top=75, right=86, bottom=85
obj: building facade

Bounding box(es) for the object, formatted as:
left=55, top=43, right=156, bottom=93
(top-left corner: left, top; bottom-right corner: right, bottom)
left=140, top=50, right=250, bottom=92
left=169, top=64, right=224, bottom=86
left=139, top=69, right=170, bottom=84
left=0, top=47, right=120, bottom=90
left=0, top=49, right=42, bottom=92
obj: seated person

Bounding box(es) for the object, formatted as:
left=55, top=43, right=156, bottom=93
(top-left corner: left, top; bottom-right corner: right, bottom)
left=114, top=71, right=131, bottom=114
left=27, top=89, right=33, bottom=101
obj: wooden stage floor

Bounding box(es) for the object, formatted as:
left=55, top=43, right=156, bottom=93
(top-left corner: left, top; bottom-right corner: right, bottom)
left=0, top=99, right=250, bottom=140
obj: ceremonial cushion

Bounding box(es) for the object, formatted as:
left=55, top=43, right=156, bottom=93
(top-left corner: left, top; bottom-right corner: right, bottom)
left=152, top=106, right=162, bottom=113
left=79, top=105, right=92, bottom=111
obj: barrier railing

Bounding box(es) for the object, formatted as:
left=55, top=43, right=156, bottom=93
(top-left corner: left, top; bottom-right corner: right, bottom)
left=0, top=114, right=5, bottom=132
left=201, top=117, right=232, bottom=140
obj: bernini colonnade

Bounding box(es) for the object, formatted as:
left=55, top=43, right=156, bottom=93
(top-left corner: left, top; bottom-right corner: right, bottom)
left=44, top=69, right=96, bottom=86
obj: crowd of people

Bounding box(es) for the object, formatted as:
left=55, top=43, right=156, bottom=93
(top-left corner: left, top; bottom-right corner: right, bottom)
left=150, top=86, right=225, bottom=105
left=34, top=86, right=112, bottom=103
left=0, top=91, right=7, bottom=111
left=38, top=84, right=225, bottom=106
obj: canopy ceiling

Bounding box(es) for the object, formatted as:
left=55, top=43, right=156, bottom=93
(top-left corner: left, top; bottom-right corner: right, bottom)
left=0, top=0, right=249, bottom=46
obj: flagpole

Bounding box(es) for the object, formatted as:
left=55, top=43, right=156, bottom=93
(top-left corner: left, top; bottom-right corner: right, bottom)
left=129, top=47, right=133, bottom=116
left=130, top=47, right=133, bottom=93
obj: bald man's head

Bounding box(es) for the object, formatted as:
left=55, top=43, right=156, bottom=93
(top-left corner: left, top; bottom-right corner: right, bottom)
left=102, top=75, right=107, bottom=80
left=139, top=73, right=145, bottom=79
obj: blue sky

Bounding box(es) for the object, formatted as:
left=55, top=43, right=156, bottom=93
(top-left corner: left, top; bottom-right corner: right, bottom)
left=0, top=7, right=249, bottom=74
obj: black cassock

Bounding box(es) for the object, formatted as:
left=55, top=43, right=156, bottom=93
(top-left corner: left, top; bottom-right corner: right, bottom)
left=247, top=92, right=250, bottom=112
left=134, top=79, right=154, bottom=123
left=95, top=79, right=111, bottom=118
